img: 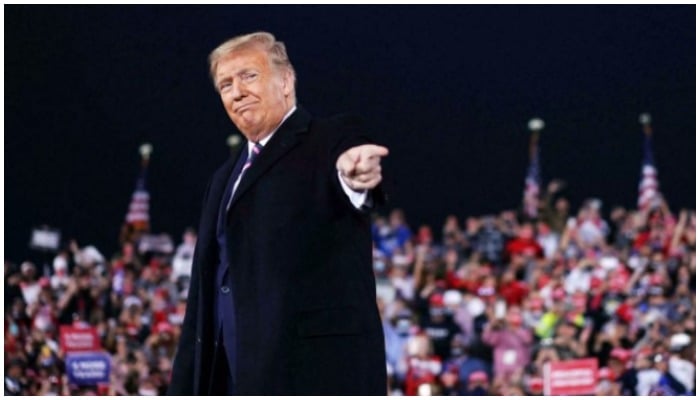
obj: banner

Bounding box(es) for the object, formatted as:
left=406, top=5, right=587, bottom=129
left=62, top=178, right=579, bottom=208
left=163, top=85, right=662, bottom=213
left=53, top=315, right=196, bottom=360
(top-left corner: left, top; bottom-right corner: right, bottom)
left=543, top=357, right=598, bottom=395
left=65, top=352, right=111, bottom=386
left=138, top=233, right=174, bottom=254
left=59, top=325, right=101, bottom=353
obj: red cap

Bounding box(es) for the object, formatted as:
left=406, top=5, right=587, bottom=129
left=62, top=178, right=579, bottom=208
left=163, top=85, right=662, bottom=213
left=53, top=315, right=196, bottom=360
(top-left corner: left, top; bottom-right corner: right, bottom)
left=469, top=371, right=488, bottom=383
left=616, top=303, right=634, bottom=324
left=429, top=293, right=444, bottom=307
left=610, top=347, right=632, bottom=362
left=156, top=321, right=174, bottom=335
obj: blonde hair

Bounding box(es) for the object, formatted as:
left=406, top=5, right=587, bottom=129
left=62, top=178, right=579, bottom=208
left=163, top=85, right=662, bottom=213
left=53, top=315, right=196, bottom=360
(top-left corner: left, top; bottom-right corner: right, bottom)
left=208, top=31, right=296, bottom=89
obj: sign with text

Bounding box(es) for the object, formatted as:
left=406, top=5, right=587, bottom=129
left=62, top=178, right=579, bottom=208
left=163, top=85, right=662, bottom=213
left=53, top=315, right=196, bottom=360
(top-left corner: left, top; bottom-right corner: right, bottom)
left=543, top=358, right=598, bottom=396
left=66, top=352, right=111, bottom=385
left=59, top=325, right=101, bottom=353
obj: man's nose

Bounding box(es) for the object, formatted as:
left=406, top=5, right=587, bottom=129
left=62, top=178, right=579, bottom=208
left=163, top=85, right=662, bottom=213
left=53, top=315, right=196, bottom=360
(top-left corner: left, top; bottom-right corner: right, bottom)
left=231, top=80, right=246, bottom=101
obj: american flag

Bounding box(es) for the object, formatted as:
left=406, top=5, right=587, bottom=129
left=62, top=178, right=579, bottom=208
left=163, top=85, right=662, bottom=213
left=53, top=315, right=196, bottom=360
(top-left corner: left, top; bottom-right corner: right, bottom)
left=637, top=114, right=661, bottom=211
left=125, top=144, right=152, bottom=233
left=523, top=119, right=543, bottom=219
left=523, top=144, right=541, bottom=219
left=125, top=175, right=150, bottom=231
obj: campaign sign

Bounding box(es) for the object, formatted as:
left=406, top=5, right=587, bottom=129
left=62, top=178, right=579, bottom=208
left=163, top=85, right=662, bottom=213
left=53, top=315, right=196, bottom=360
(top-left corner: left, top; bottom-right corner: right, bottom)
left=59, top=325, right=100, bottom=353
left=66, top=352, right=111, bottom=385
left=543, top=357, right=598, bottom=396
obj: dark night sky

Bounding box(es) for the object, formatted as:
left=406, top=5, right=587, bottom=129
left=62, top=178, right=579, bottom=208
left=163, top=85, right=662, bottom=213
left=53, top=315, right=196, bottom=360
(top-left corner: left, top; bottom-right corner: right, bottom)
left=5, top=5, right=696, bottom=262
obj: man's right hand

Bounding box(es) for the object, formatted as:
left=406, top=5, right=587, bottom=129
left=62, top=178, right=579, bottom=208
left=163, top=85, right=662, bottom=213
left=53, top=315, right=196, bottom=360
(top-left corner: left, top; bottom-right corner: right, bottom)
left=336, top=144, right=389, bottom=191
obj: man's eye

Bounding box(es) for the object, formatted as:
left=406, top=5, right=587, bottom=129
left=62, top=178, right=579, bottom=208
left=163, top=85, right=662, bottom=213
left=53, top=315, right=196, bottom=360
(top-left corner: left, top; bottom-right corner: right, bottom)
left=242, top=73, right=258, bottom=81
left=219, top=82, right=232, bottom=92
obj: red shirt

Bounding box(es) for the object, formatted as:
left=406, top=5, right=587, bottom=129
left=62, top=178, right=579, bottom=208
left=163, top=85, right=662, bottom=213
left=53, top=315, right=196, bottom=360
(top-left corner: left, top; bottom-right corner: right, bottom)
left=499, top=281, right=530, bottom=306
left=404, top=356, right=442, bottom=395
left=505, top=238, right=544, bottom=259
left=446, top=270, right=481, bottom=293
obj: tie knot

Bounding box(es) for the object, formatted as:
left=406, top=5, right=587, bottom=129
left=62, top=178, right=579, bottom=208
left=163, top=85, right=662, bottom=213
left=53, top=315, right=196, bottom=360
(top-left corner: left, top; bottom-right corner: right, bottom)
left=245, top=142, right=263, bottom=167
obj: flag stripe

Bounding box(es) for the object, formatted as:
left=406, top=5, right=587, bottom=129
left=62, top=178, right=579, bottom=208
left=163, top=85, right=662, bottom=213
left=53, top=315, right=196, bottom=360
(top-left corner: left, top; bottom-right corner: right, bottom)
left=637, top=132, right=660, bottom=210
left=125, top=175, right=150, bottom=228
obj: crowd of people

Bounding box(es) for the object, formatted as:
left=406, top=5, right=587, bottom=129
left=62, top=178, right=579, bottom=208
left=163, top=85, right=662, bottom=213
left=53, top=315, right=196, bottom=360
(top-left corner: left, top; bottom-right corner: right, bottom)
left=376, top=181, right=695, bottom=396
left=4, top=179, right=696, bottom=395
left=5, top=229, right=196, bottom=395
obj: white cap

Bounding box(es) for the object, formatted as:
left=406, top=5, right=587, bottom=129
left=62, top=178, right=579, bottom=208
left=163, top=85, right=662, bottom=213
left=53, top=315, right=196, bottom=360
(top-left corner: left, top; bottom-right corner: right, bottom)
left=669, top=333, right=691, bottom=351
left=53, top=255, right=67, bottom=271
left=124, top=295, right=143, bottom=309
left=443, top=290, right=462, bottom=307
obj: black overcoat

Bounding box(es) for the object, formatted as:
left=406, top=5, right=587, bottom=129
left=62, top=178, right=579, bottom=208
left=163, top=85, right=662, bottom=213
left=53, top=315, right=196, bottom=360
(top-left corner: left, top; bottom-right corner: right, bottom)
left=168, top=107, right=387, bottom=395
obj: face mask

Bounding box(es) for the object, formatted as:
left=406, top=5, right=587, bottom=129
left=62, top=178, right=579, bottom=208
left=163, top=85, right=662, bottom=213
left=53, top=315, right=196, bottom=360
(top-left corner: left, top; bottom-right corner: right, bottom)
left=451, top=347, right=464, bottom=356
left=396, top=319, right=411, bottom=336
left=373, top=260, right=386, bottom=273
left=9, top=323, right=19, bottom=337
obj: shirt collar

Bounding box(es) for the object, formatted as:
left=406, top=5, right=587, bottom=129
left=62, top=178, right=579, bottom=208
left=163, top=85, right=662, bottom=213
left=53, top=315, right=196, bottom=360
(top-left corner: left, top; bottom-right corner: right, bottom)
left=248, top=105, right=297, bottom=152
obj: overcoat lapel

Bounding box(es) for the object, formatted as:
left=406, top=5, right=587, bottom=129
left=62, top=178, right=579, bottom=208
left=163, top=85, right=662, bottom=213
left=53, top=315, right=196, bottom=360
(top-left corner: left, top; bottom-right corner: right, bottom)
left=227, top=107, right=311, bottom=211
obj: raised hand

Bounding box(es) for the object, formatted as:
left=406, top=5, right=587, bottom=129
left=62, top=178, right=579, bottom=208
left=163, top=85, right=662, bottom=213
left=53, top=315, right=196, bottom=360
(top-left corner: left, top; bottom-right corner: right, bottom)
left=336, top=144, right=389, bottom=191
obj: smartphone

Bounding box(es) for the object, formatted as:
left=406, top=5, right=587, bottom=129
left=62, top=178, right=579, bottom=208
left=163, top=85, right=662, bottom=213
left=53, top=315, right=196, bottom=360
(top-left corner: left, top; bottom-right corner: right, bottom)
left=495, top=299, right=507, bottom=320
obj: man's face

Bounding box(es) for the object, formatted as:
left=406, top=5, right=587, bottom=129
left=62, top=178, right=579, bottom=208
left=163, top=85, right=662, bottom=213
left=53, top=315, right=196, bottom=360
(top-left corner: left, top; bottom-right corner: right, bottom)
left=8, top=364, right=22, bottom=378
left=215, top=46, right=293, bottom=141
left=519, top=224, right=534, bottom=240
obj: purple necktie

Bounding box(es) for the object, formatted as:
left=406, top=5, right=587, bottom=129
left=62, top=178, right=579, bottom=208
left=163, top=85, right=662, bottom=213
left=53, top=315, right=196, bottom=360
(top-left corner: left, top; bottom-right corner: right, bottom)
left=225, top=142, right=263, bottom=211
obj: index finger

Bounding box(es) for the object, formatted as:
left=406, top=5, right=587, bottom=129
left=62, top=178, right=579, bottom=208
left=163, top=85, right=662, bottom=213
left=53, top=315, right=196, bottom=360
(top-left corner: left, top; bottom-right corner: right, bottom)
left=361, top=144, right=389, bottom=158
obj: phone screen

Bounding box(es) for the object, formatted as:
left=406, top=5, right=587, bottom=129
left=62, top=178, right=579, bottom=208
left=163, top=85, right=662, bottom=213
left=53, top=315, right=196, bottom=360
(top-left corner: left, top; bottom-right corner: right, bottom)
left=495, top=300, right=506, bottom=319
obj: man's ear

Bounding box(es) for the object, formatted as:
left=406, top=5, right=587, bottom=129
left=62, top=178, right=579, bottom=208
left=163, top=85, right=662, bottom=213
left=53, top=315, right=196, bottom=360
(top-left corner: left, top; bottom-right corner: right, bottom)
left=282, top=68, right=295, bottom=97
